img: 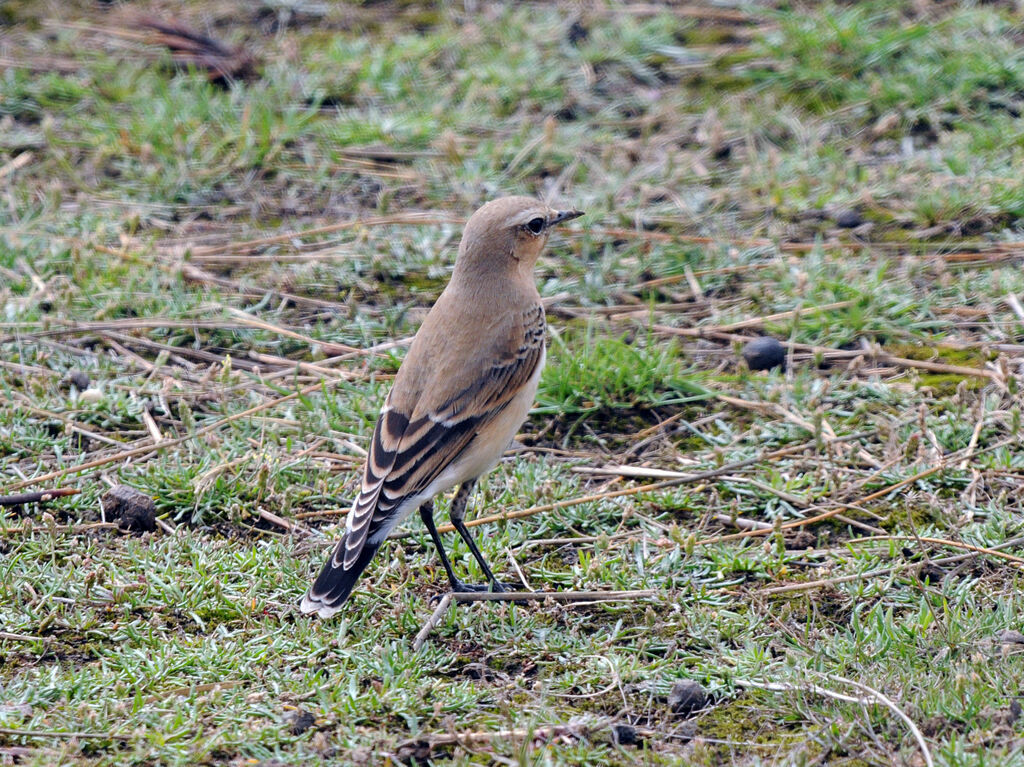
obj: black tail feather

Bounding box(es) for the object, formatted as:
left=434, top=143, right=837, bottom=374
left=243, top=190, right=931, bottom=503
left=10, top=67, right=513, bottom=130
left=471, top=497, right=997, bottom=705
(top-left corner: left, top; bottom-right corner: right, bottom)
left=300, top=534, right=381, bottom=618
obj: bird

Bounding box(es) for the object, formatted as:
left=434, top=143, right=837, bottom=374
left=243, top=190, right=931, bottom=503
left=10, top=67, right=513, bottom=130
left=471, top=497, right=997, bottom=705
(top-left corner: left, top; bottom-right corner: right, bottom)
left=300, top=196, right=583, bottom=618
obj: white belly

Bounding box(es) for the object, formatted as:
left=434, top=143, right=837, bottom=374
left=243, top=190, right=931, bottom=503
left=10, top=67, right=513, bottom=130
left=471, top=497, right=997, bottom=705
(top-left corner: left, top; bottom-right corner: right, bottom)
left=436, top=344, right=545, bottom=491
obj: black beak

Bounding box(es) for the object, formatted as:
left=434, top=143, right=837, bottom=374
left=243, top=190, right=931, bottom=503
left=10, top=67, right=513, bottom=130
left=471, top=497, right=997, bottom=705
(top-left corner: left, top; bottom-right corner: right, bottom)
left=548, top=209, right=584, bottom=227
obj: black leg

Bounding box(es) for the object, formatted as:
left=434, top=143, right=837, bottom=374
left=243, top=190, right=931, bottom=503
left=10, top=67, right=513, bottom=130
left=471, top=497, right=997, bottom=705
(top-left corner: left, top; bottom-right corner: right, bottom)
left=449, top=479, right=516, bottom=592
left=418, top=500, right=466, bottom=591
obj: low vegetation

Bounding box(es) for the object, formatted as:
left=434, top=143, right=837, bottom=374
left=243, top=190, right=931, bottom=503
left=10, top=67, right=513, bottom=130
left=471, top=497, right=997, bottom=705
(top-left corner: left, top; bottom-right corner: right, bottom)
left=2, top=1, right=1024, bottom=765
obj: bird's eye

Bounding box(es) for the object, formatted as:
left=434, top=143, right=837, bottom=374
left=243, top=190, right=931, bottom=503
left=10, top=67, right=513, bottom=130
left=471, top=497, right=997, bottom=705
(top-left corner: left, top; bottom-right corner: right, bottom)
left=526, top=217, right=546, bottom=234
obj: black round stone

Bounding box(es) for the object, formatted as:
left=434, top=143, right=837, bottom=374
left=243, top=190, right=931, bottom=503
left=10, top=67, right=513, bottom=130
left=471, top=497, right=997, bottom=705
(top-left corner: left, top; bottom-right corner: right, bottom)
left=741, top=336, right=786, bottom=371
left=835, top=209, right=864, bottom=228
left=668, top=680, right=709, bottom=716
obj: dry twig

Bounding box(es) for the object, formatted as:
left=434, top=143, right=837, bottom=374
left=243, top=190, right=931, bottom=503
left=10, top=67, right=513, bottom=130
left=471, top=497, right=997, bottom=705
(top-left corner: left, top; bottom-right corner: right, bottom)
left=0, top=488, right=80, bottom=507
left=412, top=594, right=452, bottom=651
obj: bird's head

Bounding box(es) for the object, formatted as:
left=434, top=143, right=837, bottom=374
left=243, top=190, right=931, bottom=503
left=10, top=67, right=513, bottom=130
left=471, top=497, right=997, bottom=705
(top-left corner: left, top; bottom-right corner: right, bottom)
left=455, top=196, right=582, bottom=280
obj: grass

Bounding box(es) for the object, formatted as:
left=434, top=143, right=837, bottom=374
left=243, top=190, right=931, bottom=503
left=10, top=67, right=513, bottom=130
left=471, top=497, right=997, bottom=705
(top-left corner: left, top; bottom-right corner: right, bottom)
left=2, top=0, right=1024, bottom=765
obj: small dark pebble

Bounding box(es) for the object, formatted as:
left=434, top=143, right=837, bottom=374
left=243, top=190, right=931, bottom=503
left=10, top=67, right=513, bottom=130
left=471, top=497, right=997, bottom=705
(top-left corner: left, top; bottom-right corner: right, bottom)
left=677, top=720, right=698, bottom=741
left=917, top=562, right=946, bottom=583
left=1003, top=696, right=1019, bottom=720
left=611, top=724, right=639, bottom=746
left=668, top=680, right=708, bottom=716
left=1010, top=699, right=1022, bottom=723
left=786, top=530, right=816, bottom=550
left=460, top=663, right=493, bottom=681
left=395, top=739, right=434, bottom=765
left=741, top=336, right=786, bottom=371
left=997, top=629, right=1024, bottom=645
left=285, top=708, right=316, bottom=736
left=68, top=371, right=90, bottom=391
left=835, top=209, right=863, bottom=228
left=101, top=485, right=156, bottom=532
left=566, top=20, right=588, bottom=45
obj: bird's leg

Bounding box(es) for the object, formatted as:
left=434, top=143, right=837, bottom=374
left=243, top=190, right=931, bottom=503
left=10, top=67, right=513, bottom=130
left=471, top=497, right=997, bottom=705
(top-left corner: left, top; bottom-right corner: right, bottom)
left=449, top=479, right=519, bottom=593
left=418, top=500, right=467, bottom=592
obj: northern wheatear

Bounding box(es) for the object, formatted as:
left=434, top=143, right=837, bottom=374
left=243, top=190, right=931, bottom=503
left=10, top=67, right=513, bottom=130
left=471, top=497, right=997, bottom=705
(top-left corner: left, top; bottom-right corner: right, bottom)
left=301, top=196, right=582, bottom=618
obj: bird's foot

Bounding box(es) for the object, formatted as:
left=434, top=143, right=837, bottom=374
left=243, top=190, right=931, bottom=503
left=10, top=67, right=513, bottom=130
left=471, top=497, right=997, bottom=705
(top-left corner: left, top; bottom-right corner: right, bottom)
left=450, top=580, right=499, bottom=593
left=452, top=580, right=529, bottom=604
left=429, top=580, right=527, bottom=605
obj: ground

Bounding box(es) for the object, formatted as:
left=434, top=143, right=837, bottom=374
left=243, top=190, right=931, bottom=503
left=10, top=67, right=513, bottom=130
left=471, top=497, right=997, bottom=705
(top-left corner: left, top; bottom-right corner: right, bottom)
left=2, top=1, right=1024, bottom=765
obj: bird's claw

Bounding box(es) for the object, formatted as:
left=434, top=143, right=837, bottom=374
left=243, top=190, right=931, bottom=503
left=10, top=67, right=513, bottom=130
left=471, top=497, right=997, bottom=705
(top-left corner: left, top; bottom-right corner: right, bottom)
left=427, top=580, right=524, bottom=605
